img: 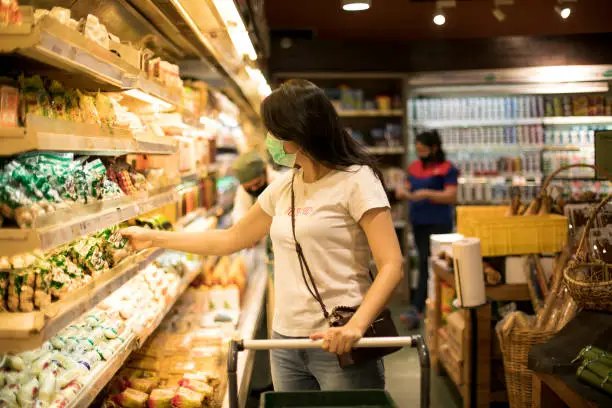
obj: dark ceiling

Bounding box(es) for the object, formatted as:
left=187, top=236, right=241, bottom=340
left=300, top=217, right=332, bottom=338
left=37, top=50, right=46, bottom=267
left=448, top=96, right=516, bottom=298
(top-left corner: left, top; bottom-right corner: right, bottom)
left=265, top=0, right=612, bottom=41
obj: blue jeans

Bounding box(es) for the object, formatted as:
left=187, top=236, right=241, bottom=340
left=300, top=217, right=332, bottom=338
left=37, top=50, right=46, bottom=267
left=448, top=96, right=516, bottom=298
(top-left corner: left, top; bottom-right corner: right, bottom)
left=270, top=331, right=385, bottom=391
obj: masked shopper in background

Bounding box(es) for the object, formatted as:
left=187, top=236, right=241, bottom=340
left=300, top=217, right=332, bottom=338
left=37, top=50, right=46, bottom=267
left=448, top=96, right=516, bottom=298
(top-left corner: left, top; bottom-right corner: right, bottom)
left=232, top=151, right=280, bottom=224
left=395, top=130, right=458, bottom=330
left=122, top=80, right=403, bottom=391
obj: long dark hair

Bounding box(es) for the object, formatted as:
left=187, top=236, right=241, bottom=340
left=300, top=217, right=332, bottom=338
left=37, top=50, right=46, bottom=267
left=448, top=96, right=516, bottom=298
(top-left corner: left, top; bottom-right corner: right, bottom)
left=416, top=130, right=446, bottom=163
left=261, top=79, right=383, bottom=181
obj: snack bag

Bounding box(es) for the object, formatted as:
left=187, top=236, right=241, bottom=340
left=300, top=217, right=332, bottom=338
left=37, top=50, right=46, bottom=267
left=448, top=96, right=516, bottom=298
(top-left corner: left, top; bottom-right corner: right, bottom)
left=19, top=75, right=51, bottom=123
left=76, top=90, right=101, bottom=125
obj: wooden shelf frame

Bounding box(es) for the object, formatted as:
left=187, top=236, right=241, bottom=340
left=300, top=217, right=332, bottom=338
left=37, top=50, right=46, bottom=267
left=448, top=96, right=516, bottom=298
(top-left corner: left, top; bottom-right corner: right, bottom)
left=0, top=115, right=179, bottom=157
left=430, top=259, right=531, bottom=408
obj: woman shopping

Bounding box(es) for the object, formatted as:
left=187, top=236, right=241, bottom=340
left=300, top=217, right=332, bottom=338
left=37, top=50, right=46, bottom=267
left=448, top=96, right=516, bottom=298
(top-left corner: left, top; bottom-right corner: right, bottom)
left=396, top=130, right=458, bottom=330
left=122, top=80, right=404, bottom=391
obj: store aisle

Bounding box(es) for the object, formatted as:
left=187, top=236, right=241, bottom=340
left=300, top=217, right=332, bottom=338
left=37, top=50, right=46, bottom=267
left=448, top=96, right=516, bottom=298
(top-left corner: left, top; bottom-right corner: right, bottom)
left=386, top=304, right=461, bottom=408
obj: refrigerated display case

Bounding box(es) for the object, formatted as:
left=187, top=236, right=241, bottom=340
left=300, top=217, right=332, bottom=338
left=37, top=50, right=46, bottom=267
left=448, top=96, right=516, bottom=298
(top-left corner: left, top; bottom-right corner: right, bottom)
left=406, top=65, right=612, bottom=205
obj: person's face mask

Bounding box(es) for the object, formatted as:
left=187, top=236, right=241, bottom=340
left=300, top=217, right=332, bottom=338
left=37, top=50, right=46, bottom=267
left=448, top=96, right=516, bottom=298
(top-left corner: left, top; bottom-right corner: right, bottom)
left=420, top=153, right=434, bottom=164
left=266, top=133, right=297, bottom=168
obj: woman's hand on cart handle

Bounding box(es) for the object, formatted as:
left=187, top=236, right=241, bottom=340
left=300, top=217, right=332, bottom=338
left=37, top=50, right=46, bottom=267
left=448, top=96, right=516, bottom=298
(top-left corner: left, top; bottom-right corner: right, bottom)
left=121, top=226, right=155, bottom=251
left=310, top=322, right=365, bottom=355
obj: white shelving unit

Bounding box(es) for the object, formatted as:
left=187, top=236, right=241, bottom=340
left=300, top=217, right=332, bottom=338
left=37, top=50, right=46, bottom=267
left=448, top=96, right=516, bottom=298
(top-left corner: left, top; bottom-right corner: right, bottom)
left=412, top=116, right=612, bottom=129
left=338, top=109, right=403, bottom=117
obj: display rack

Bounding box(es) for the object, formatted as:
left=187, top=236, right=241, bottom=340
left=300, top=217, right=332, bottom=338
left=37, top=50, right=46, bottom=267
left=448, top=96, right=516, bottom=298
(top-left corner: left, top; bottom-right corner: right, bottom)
left=0, top=247, right=164, bottom=353
left=429, top=259, right=531, bottom=408
left=405, top=67, right=612, bottom=204
left=222, top=259, right=268, bottom=408
left=65, top=250, right=205, bottom=408
left=0, top=13, right=138, bottom=90
left=337, top=109, right=403, bottom=117
left=411, top=116, right=612, bottom=129
left=0, top=187, right=179, bottom=257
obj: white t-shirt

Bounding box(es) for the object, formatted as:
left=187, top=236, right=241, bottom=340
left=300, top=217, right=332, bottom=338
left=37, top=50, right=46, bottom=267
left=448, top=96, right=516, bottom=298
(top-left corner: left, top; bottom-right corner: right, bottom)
left=258, top=165, right=390, bottom=337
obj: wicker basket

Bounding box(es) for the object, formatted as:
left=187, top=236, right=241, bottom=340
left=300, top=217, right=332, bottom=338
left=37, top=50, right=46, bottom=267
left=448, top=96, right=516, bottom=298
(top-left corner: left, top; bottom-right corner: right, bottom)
left=564, top=194, right=612, bottom=312
left=497, top=326, right=557, bottom=408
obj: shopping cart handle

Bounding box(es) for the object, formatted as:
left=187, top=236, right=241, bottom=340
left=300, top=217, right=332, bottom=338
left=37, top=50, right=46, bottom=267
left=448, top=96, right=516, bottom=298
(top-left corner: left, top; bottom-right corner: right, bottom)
left=240, top=336, right=417, bottom=350
left=227, top=335, right=430, bottom=408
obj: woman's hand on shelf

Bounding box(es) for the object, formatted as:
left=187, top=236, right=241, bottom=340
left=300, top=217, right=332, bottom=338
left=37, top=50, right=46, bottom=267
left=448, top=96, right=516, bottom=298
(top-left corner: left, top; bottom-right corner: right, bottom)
left=310, top=321, right=365, bottom=355
left=120, top=227, right=155, bottom=251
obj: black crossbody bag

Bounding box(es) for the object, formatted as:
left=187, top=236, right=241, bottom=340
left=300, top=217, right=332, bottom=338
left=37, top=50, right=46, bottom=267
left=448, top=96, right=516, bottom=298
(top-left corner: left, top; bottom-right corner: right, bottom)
left=289, top=171, right=401, bottom=368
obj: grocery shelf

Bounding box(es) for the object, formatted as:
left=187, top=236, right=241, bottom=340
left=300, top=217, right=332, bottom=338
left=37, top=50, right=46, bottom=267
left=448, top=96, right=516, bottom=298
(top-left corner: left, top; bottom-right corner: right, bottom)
left=127, top=75, right=184, bottom=109
left=0, top=115, right=178, bottom=156
left=410, top=118, right=542, bottom=128
left=222, top=258, right=268, bottom=408
left=542, top=116, right=612, bottom=125
left=0, top=247, right=165, bottom=353
left=410, top=116, right=612, bottom=129
left=0, top=14, right=139, bottom=91
left=445, top=145, right=543, bottom=153
left=365, top=146, right=406, bottom=155
left=338, top=109, right=403, bottom=117
left=0, top=187, right=178, bottom=257
left=65, top=254, right=205, bottom=408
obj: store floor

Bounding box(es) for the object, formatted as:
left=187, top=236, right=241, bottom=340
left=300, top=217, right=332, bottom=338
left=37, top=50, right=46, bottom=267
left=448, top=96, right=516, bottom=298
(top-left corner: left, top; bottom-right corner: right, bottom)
left=246, top=302, right=462, bottom=408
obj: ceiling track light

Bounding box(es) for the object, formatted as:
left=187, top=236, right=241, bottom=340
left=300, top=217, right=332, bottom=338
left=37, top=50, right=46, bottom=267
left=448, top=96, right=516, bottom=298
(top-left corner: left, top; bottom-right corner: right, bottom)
left=341, top=0, right=371, bottom=12
left=433, top=0, right=455, bottom=26
left=492, top=0, right=514, bottom=22
left=556, top=0, right=577, bottom=19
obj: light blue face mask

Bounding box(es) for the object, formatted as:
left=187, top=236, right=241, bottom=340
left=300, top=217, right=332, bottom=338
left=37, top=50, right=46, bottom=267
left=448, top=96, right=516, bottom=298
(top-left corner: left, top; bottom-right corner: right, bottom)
left=266, top=133, right=297, bottom=168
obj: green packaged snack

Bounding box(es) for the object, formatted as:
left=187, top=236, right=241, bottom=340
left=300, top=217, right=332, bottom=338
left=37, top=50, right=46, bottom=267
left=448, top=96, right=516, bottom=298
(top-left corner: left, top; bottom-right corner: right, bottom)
left=19, top=75, right=51, bottom=122
left=0, top=271, right=8, bottom=312
left=84, top=159, right=107, bottom=200
left=33, top=260, right=52, bottom=310
left=71, top=238, right=109, bottom=277
left=48, top=80, right=67, bottom=121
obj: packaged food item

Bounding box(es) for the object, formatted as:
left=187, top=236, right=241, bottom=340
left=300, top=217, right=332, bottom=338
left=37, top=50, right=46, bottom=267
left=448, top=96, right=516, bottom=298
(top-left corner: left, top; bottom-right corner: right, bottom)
left=81, top=14, right=110, bottom=49
left=171, top=387, right=204, bottom=408
left=19, top=75, right=51, bottom=121
left=33, top=259, right=52, bottom=309
left=77, top=90, right=101, bottom=125
left=0, top=0, right=22, bottom=26
left=113, top=387, right=148, bottom=408
left=147, top=388, right=174, bottom=408
left=71, top=237, right=109, bottom=277
left=98, top=226, right=132, bottom=267
left=49, top=7, right=71, bottom=25
left=96, top=92, right=117, bottom=128
left=0, top=85, right=19, bottom=127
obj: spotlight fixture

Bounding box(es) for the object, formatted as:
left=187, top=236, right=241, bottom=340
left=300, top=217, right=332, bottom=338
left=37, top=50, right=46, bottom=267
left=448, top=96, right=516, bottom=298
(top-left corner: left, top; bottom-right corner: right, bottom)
left=341, top=0, right=371, bottom=11
left=555, top=0, right=577, bottom=19
left=433, top=1, right=455, bottom=26
left=433, top=12, right=446, bottom=26
left=555, top=6, right=571, bottom=18
left=492, top=0, right=514, bottom=22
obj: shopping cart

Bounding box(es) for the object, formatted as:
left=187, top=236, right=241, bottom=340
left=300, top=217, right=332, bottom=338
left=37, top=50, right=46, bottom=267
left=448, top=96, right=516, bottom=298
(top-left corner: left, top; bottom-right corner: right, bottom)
left=228, top=335, right=430, bottom=408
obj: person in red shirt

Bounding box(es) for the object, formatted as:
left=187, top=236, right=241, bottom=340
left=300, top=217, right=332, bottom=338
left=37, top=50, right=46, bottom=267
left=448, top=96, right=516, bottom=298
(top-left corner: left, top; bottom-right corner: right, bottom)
left=396, top=130, right=458, bottom=329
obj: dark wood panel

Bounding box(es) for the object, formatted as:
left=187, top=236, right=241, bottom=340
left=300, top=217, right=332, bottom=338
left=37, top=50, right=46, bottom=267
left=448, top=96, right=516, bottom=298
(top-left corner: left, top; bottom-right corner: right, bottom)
left=269, top=33, right=612, bottom=75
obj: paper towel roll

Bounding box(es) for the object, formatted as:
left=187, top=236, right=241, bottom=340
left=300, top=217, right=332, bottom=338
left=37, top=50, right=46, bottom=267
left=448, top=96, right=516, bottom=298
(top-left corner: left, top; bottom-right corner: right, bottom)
left=452, top=237, right=486, bottom=308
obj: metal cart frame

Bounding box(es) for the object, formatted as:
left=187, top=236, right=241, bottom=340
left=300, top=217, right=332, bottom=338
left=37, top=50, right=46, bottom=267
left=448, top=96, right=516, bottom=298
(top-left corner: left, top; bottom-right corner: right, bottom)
left=228, top=335, right=430, bottom=408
